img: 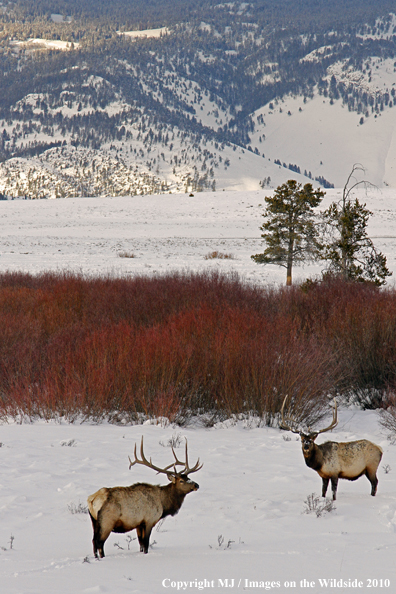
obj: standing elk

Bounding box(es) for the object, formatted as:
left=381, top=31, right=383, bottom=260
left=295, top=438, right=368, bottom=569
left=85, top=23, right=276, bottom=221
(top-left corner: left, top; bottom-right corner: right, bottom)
left=280, top=396, right=383, bottom=500
left=87, top=437, right=202, bottom=558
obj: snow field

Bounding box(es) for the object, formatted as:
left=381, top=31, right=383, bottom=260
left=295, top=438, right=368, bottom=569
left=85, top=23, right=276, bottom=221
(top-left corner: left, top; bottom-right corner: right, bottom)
left=0, top=409, right=394, bottom=593
left=1, top=188, right=396, bottom=287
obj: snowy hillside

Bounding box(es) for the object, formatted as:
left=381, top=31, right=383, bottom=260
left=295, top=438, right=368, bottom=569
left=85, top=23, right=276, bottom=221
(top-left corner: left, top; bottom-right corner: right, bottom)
left=251, top=90, right=396, bottom=189
left=2, top=5, right=396, bottom=196
left=250, top=56, right=396, bottom=188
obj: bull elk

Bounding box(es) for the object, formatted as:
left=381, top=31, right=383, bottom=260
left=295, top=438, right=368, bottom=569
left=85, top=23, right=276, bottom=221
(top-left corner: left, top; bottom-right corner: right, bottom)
left=280, top=396, right=383, bottom=500
left=87, top=437, right=202, bottom=558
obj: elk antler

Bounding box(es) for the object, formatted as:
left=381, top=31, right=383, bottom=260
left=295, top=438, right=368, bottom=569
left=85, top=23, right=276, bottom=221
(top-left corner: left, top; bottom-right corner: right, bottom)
left=129, top=436, right=203, bottom=477
left=129, top=436, right=177, bottom=475
left=170, top=438, right=203, bottom=476
left=280, top=396, right=338, bottom=438
left=313, top=399, right=338, bottom=436
left=279, top=395, right=301, bottom=434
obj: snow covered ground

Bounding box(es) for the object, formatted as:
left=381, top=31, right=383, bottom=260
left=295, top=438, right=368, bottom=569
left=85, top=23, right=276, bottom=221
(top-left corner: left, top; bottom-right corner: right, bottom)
left=1, top=190, right=396, bottom=593
left=118, top=27, right=169, bottom=40
left=1, top=188, right=396, bottom=286
left=0, top=410, right=394, bottom=594
left=11, top=38, right=79, bottom=51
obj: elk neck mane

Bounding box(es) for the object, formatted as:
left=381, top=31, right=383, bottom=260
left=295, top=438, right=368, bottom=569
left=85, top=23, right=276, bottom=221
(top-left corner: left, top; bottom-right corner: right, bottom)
left=160, top=481, right=189, bottom=518
left=303, top=440, right=333, bottom=471
left=120, top=481, right=189, bottom=516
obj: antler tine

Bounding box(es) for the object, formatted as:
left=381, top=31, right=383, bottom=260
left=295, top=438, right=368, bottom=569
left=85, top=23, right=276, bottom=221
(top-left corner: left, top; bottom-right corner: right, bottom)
left=171, top=438, right=203, bottom=475
left=279, top=395, right=302, bottom=434
left=315, top=398, right=338, bottom=435
left=170, top=441, right=187, bottom=468
left=184, top=438, right=189, bottom=469
left=128, top=441, right=139, bottom=470
left=128, top=436, right=176, bottom=475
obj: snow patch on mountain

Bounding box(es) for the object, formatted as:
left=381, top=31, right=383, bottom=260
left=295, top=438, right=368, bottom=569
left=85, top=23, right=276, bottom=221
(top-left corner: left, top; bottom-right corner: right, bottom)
left=327, top=57, right=396, bottom=95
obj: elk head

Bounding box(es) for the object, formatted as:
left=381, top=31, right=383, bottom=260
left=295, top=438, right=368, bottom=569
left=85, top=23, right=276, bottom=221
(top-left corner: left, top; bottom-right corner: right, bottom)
left=280, top=395, right=338, bottom=457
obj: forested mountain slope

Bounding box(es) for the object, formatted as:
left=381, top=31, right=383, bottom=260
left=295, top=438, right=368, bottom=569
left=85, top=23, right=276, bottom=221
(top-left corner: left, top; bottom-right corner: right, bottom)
left=1, top=0, right=396, bottom=197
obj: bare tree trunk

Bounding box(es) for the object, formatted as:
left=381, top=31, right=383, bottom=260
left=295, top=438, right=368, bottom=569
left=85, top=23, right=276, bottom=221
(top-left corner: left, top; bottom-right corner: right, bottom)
left=287, top=237, right=293, bottom=285
left=286, top=264, right=292, bottom=286
left=340, top=163, right=372, bottom=279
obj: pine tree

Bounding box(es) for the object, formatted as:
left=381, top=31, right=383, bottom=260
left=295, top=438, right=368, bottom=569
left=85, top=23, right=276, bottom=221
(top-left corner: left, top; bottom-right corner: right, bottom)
left=251, top=180, right=324, bottom=285
left=321, top=164, right=391, bottom=286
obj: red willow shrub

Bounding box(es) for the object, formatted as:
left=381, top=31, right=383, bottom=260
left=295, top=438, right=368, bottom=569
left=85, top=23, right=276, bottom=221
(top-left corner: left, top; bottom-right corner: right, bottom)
left=0, top=270, right=394, bottom=424
left=298, top=277, right=396, bottom=408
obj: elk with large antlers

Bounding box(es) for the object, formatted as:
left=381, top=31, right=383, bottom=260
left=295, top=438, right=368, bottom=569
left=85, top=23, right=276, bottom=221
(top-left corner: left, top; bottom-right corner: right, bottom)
left=280, top=396, right=383, bottom=500
left=87, top=437, right=202, bottom=558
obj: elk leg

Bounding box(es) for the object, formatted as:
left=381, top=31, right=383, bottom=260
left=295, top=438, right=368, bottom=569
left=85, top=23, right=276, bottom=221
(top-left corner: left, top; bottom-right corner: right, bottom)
left=137, top=523, right=152, bottom=554
left=93, top=508, right=113, bottom=559
left=93, top=523, right=106, bottom=559
left=89, top=512, right=101, bottom=558
left=366, top=469, right=378, bottom=496
left=136, top=524, right=145, bottom=553
left=321, top=478, right=330, bottom=497
left=141, top=526, right=153, bottom=554
left=330, top=477, right=338, bottom=500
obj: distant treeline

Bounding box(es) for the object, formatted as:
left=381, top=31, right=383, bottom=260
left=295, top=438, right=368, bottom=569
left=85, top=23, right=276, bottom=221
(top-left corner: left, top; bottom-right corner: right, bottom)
left=4, top=0, right=396, bottom=32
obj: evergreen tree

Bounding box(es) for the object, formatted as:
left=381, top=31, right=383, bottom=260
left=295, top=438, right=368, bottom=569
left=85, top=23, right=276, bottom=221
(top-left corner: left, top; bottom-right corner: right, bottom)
left=321, top=164, right=392, bottom=286
left=251, top=180, right=324, bottom=285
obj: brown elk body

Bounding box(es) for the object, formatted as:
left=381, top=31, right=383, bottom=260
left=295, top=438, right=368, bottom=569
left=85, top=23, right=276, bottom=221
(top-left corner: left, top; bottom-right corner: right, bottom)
left=281, top=397, right=383, bottom=500
left=87, top=438, right=202, bottom=558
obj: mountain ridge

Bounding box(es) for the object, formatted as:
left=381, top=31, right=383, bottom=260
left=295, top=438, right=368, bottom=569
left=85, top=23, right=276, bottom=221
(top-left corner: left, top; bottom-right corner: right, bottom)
left=1, top=1, right=396, bottom=197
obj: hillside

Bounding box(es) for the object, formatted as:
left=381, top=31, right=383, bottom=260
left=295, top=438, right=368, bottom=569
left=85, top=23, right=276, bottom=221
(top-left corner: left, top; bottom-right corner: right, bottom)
left=1, top=1, right=396, bottom=196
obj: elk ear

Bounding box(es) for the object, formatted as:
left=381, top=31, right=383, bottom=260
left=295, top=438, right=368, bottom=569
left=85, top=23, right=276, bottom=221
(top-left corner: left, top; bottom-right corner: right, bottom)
left=168, top=474, right=176, bottom=483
